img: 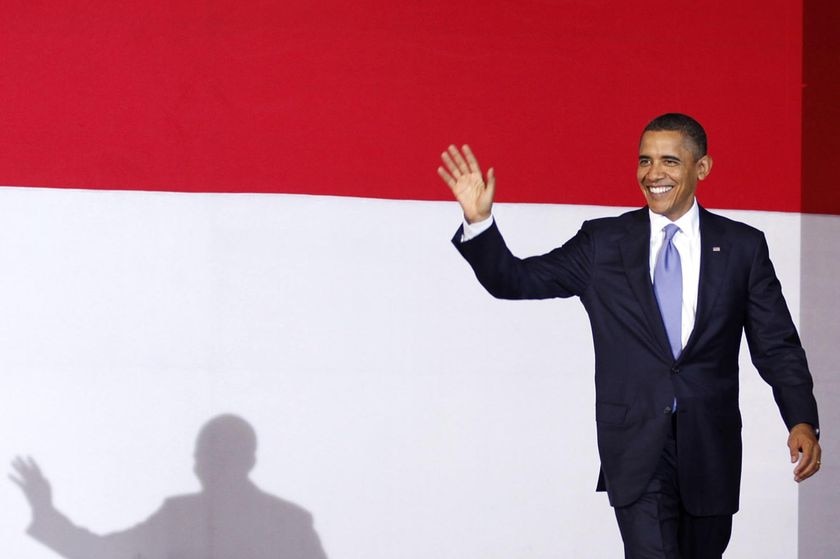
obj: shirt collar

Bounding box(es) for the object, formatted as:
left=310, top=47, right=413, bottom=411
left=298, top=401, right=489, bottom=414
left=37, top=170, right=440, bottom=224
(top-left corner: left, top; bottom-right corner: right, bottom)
left=648, top=198, right=700, bottom=240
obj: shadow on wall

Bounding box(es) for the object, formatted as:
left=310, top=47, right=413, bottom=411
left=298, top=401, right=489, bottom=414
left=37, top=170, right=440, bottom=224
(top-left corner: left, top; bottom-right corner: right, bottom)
left=10, top=414, right=328, bottom=559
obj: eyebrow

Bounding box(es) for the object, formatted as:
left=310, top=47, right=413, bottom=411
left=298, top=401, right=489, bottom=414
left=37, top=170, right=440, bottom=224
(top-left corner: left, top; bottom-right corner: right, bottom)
left=638, top=155, right=682, bottom=162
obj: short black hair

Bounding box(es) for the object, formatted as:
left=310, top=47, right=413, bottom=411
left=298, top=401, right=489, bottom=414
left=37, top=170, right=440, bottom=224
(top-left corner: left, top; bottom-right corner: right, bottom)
left=643, top=113, right=707, bottom=158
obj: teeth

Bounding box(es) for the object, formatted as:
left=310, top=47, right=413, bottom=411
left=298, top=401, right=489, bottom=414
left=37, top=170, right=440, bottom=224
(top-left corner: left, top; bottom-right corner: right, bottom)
left=650, top=186, right=673, bottom=194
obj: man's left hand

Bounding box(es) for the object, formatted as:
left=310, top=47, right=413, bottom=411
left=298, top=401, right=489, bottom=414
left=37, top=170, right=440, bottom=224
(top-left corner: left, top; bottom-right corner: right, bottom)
left=788, top=423, right=821, bottom=482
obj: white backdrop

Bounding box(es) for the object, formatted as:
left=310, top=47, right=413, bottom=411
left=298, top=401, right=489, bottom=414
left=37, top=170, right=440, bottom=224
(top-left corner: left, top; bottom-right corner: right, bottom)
left=0, top=187, right=804, bottom=557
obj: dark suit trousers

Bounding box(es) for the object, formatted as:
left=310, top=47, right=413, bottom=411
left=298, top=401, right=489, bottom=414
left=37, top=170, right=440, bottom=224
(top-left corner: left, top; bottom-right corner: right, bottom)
left=613, top=416, right=733, bottom=559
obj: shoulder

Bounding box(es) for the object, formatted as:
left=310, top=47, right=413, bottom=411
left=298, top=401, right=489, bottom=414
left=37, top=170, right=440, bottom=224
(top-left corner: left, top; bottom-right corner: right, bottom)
left=700, top=206, right=760, bottom=231
left=256, top=490, right=316, bottom=523
left=583, top=208, right=645, bottom=229
left=159, top=493, right=202, bottom=513
left=577, top=208, right=648, bottom=243
left=699, top=207, right=766, bottom=243
left=162, top=493, right=199, bottom=506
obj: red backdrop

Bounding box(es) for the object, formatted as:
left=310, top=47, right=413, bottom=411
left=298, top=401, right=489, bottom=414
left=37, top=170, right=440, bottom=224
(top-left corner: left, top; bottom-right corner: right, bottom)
left=2, top=1, right=828, bottom=213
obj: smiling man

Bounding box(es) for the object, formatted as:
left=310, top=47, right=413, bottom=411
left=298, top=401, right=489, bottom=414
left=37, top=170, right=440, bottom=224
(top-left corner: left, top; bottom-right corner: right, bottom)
left=439, top=113, right=821, bottom=559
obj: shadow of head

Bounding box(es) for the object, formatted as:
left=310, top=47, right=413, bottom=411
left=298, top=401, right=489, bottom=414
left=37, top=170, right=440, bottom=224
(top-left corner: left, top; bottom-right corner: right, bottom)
left=193, top=414, right=258, bottom=492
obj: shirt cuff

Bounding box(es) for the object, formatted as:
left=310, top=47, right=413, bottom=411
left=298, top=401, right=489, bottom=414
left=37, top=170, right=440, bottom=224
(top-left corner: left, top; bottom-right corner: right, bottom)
left=460, top=215, right=494, bottom=242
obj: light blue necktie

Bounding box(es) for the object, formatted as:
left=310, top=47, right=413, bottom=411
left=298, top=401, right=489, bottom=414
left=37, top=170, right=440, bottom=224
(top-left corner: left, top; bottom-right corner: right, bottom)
left=654, top=224, right=682, bottom=359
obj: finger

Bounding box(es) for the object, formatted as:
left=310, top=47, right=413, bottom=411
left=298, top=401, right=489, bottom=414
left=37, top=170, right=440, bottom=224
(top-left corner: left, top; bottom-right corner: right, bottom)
left=788, top=435, right=803, bottom=463
left=802, top=443, right=822, bottom=475
left=441, top=150, right=462, bottom=178
left=796, top=459, right=820, bottom=482
left=793, top=440, right=816, bottom=480
left=486, top=167, right=496, bottom=197
left=437, top=166, right=456, bottom=188
left=794, top=441, right=811, bottom=470
left=9, top=474, right=23, bottom=488
left=448, top=145, right=470, bottom=175
left=794, top=456, right=811, bottom=480
left=462, top=145, right=482, bottom=175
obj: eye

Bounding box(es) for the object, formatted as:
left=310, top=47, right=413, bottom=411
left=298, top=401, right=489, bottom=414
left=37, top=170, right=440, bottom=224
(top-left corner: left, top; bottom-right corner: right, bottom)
left=638, top=159, right=651, bottom=167
left=663, top=159, right=679, bottom=166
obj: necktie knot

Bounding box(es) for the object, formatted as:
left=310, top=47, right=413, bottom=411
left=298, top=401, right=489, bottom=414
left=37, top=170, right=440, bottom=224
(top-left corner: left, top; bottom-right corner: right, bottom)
left=663, top=223, right=680, bottom=243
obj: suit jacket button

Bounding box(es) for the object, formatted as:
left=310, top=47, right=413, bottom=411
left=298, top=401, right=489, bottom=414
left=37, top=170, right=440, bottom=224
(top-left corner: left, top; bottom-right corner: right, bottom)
left=671, top=366, right=680, bottom=374
left=664, top=406, right=673, bottom=414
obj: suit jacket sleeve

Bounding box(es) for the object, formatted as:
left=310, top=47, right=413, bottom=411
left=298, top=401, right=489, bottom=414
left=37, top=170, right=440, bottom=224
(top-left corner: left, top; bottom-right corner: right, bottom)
left=452, top=220, right=592, bottom=300
left=744, top=232, right=819, bottom=433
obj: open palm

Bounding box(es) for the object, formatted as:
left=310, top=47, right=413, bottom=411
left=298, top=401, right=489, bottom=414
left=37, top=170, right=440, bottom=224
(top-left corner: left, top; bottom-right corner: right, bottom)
left=438, top=144, right=495, bottom=224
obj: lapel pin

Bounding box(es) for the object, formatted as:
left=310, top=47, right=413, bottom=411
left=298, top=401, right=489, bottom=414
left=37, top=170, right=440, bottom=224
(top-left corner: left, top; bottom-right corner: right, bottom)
left=712, top=247, right=721, bottom=252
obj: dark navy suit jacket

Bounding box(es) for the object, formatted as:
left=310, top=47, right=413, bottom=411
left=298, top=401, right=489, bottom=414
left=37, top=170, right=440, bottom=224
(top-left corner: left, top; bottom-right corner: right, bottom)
left=454, top=206, right=819, bottom=515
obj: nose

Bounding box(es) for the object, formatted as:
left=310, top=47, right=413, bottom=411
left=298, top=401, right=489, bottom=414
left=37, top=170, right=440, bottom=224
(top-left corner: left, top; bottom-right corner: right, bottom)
left=646, top=161, right=666, bottom=181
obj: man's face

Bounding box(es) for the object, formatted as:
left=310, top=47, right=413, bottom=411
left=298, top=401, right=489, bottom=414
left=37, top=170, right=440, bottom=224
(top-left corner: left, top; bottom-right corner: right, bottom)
left=637, top=130, right=712, bottom=221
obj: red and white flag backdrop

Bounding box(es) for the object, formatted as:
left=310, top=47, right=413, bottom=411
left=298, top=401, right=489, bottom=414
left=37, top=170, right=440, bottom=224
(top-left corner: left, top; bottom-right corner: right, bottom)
left=2, top=2, right=838, bottom=558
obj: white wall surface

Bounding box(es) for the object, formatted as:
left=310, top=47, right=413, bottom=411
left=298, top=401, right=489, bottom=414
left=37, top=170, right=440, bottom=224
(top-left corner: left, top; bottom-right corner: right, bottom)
left=0, top=187, right=806, bottom=558
left=799, top=214, right=840, bottom=559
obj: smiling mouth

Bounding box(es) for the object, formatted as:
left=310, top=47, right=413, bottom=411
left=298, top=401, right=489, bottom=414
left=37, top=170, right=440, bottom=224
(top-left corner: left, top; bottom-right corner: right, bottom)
left=648, top=185, right=674, bottom=195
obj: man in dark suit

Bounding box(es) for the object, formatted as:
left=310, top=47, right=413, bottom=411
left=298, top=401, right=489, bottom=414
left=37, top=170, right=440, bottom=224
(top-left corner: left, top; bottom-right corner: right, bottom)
left=438, top=113, right=821, bottom=558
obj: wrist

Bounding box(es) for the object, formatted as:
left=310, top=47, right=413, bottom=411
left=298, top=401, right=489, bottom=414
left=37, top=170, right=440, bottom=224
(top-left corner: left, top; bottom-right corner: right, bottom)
left=465, top=211, right=491, bottom=224
left=790, top=423, right=818, bottom=437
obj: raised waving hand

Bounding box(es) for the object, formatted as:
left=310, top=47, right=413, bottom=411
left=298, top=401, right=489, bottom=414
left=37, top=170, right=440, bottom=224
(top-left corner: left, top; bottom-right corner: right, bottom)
left=438, top=144, right=495, bottom=224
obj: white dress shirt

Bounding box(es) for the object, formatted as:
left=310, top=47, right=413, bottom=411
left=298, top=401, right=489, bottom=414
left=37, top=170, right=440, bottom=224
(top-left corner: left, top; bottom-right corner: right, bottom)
left=648, top=199, right=701, bottom=351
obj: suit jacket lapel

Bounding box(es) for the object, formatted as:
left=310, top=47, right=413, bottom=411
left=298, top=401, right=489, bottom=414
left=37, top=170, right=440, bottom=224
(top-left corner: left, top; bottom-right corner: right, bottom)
left=681, top=207, right=731, bottom=358
left=619, top=209, right=674, bottom=360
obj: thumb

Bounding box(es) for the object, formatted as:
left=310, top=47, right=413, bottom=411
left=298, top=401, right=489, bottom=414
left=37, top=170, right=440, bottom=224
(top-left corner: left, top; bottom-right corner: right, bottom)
left=486, top=168, right=496, bottom=198
left=789, top=439, right=800, bottom=463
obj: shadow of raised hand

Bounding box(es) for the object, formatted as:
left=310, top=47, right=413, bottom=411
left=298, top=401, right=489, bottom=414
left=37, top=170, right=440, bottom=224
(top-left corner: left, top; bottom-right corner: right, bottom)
left=10, top=456, right=54, bottom=515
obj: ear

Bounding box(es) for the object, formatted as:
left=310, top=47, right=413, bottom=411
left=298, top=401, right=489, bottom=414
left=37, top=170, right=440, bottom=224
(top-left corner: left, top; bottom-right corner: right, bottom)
left=696, top=155, right=713, bottom=180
